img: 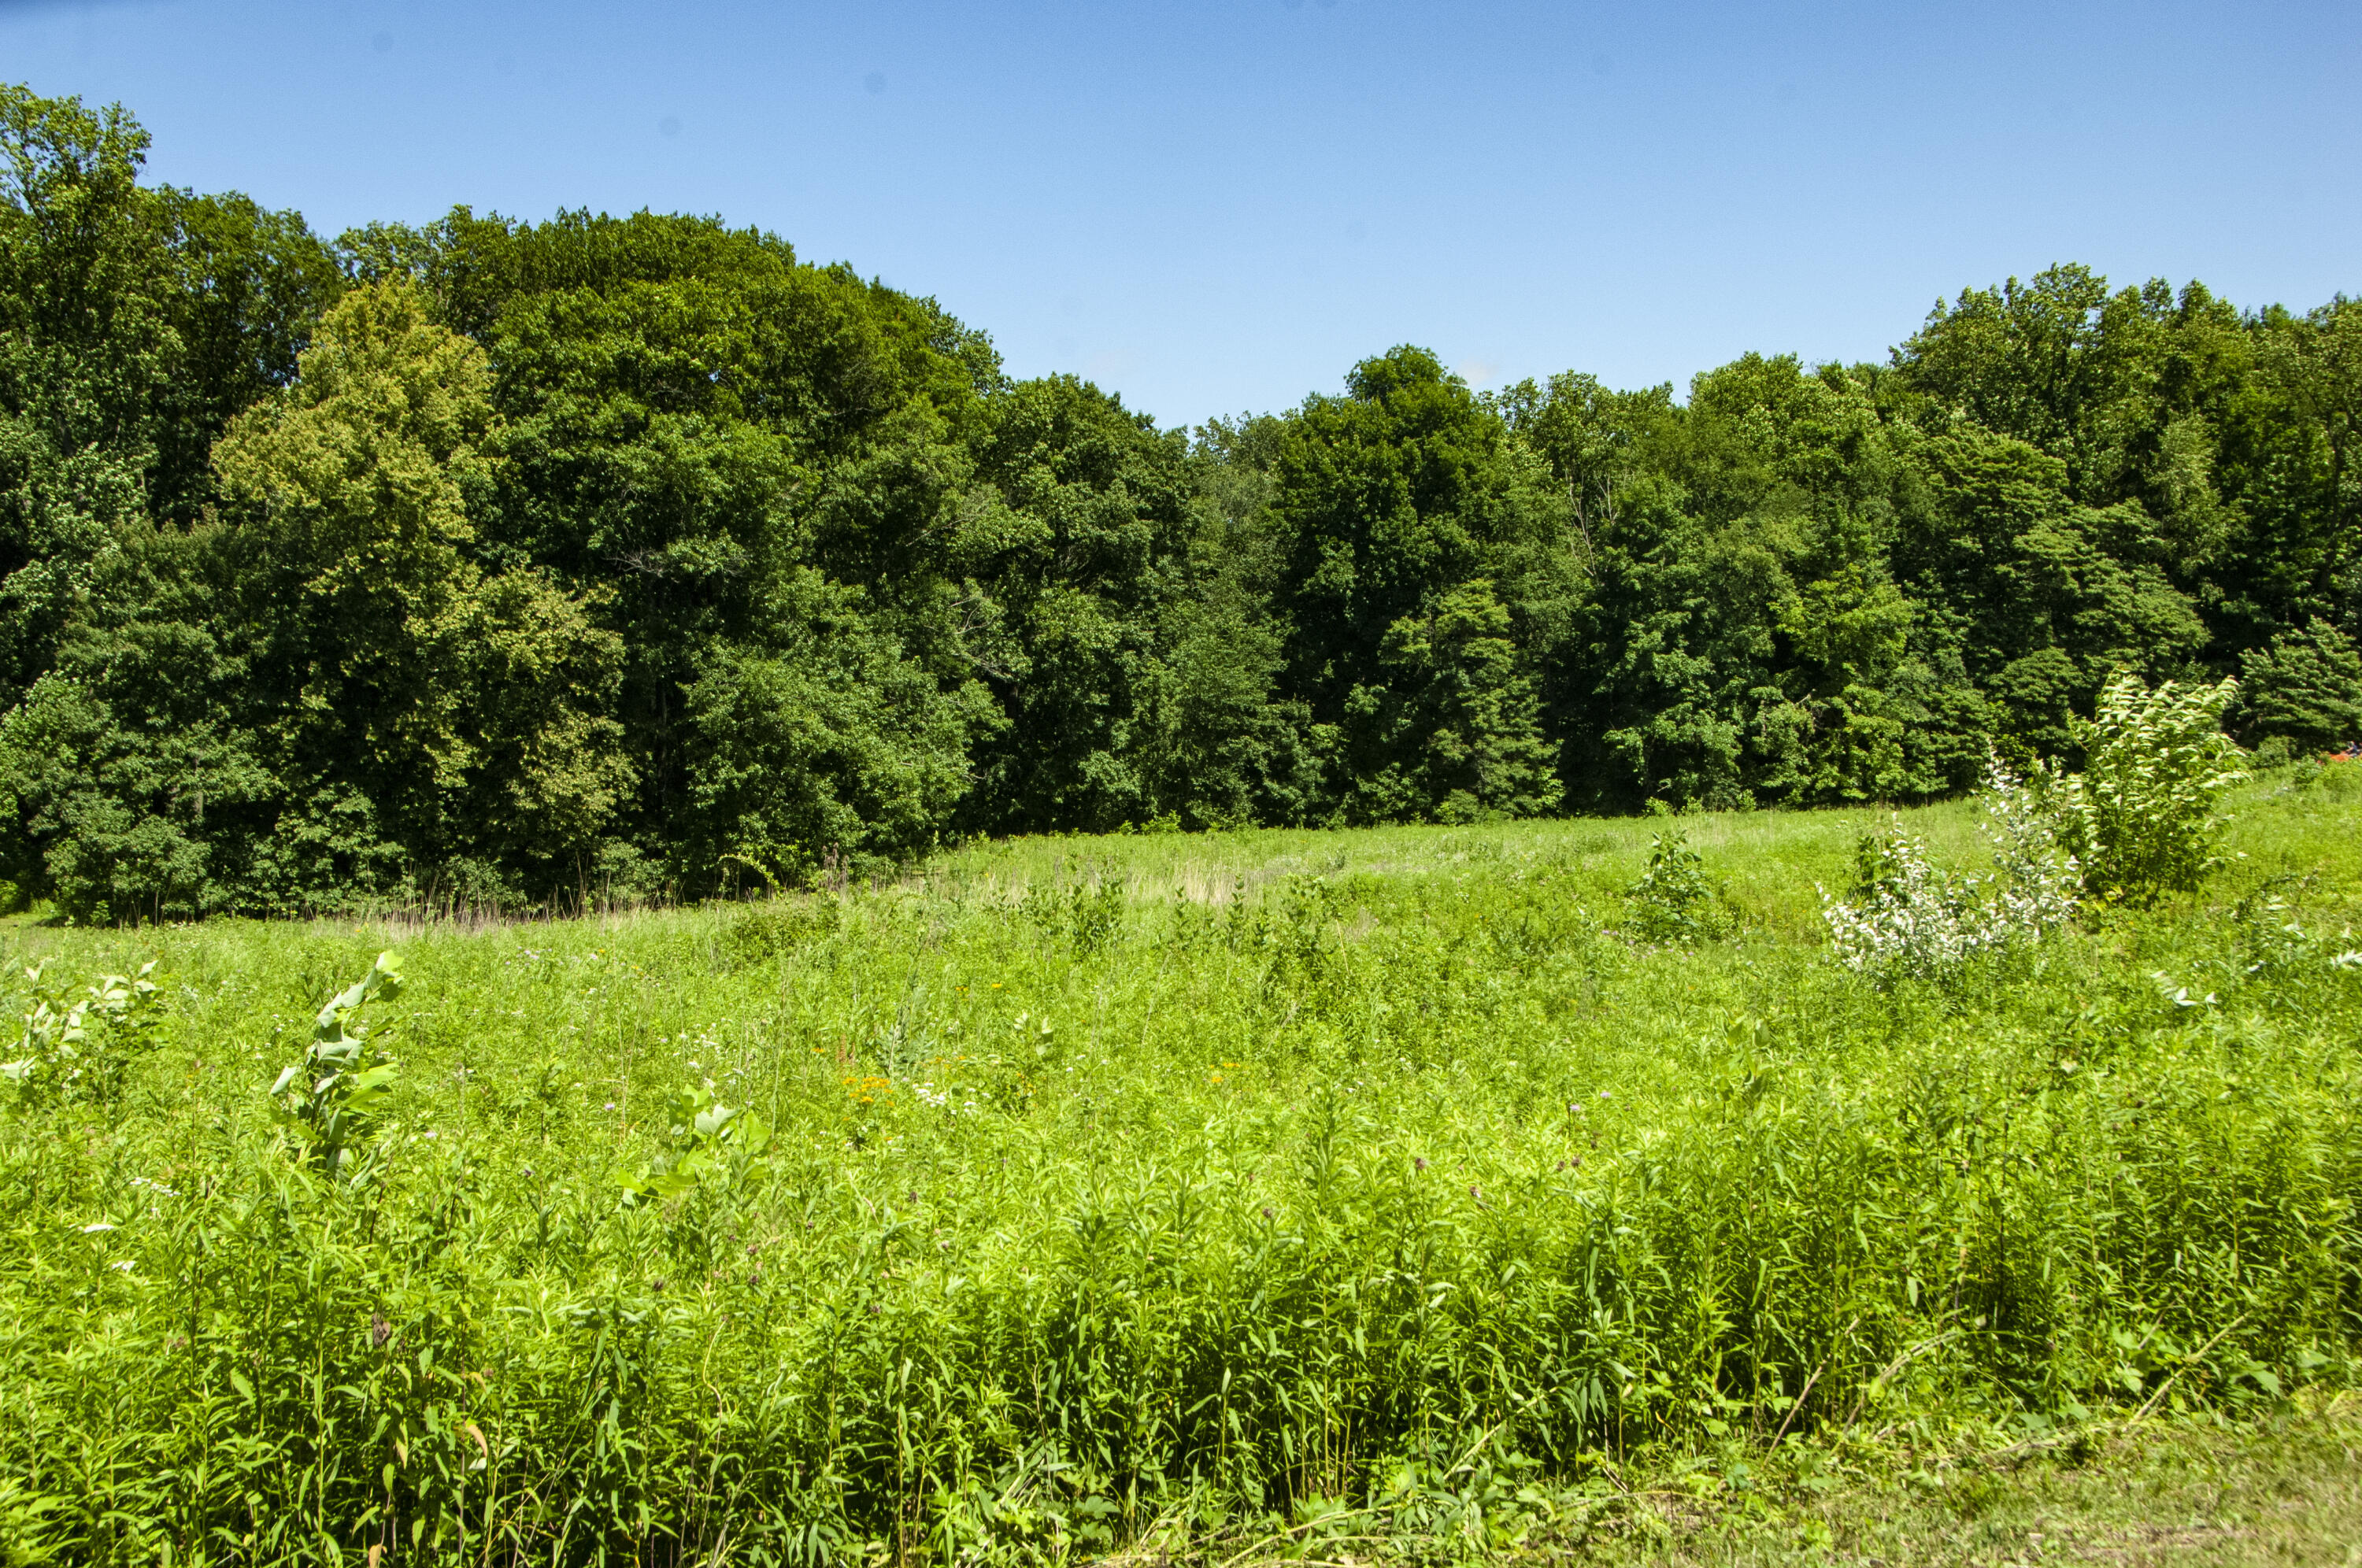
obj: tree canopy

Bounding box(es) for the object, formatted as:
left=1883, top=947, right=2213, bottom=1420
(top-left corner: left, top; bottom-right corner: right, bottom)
left=2, top=86, right=2356, bottom=918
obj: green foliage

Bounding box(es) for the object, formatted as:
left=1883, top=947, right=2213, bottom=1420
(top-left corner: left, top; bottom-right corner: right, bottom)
left=2, top=792, right=2358, bottom=1562
left=268, top=949, right=402, bottom=1177
left=4, top=74, right=2362, bottom=1567
left=0, top=86, right=176, bottom=704
left=2, top=82, right=2360, bottom=917
left=1361, top=578, right=1560, bottom=823
left=2238, top=617, right=2362, bottom=756
left=720, top=897, right=840, bottom=970
left=0, top=959, right=157, bottom=1104
left=2053, top=672, right=2248, bottom=900
left=1275, top=347, right=1575, bottom=822
left=611, top=1082, right=774, bottom=1204
left=1623, top=830, right=1729, bottom=944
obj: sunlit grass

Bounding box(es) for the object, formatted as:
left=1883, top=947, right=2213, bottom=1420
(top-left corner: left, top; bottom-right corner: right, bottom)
left=2, top=766, right=2360, bottom=1563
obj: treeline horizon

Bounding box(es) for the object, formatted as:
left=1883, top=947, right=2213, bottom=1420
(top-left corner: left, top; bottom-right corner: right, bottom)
left=3, top=83, right=2359, bottom=920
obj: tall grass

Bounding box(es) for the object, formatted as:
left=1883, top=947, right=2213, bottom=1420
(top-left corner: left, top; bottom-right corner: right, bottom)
left=4, top=772, right=2361, bottom=1564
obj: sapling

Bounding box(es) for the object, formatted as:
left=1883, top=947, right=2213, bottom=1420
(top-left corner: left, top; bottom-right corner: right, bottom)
left=270, top=950, right=403, bottom=1178
left=2047, top=672, right=2247, bottom=900
left=1626, top=831, right=1730, bottom=945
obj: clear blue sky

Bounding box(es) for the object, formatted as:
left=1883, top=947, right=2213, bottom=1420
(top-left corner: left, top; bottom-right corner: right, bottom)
left=5, top=0, right=2356, bottom=428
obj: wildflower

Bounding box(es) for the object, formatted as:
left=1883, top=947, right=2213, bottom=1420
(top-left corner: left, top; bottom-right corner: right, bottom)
left=1822, top=753, right=2079, bottom=983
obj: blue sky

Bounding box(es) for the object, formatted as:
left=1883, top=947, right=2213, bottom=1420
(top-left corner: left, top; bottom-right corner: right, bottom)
left=4, top=0, right=2356, bottom=428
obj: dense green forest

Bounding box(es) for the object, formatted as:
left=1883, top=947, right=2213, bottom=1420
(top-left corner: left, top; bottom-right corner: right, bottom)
left=3, top=83, right=2358, bottom=919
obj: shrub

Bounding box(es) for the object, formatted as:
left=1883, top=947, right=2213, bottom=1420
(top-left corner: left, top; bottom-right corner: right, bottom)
left=0, top=961, right=161, bottom=1106
left=1820, top=753, right=2079, bottom=983
left=721, top=899, right=839, bottom=970
left=2050, top=673, right=2246, bottom=900
left=1626, top=831, right=1730, bottom=945
left=2238, top=618, right=2362, bottom=756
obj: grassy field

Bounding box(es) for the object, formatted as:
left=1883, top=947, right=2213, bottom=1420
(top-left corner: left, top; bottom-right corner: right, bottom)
left=5, top=768, right=2362, bottom=1565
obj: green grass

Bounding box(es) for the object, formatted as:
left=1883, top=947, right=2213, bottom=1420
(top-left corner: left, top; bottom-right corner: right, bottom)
left=6, top=767, right=2362, bottom=1565
left=1517, top=1393, right=2362, bottom=1565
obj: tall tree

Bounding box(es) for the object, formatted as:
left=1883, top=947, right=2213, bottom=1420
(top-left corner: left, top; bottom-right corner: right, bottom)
left=1271, top=346, right=1573, bottom=821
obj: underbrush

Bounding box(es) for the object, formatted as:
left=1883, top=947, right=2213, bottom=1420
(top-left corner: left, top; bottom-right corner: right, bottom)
left=2, top=777, right=2360, bottom=1566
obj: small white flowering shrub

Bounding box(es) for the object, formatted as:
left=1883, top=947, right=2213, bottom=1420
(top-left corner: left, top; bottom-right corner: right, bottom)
left=1821, top=754, right=2081, bottom=984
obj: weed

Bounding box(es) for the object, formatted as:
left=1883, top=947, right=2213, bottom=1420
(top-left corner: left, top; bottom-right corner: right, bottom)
left=268, top=949, right=402, bottom=1178
left=2, top=783, right=2360, bottom=1563
left=0, top=960, right=159, bottom=1106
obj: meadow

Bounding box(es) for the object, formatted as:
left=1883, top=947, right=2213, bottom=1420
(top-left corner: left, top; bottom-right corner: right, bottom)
left=5, top=767, right=2362, bottom=1566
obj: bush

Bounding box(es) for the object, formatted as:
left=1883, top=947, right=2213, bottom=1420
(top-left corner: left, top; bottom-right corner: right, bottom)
left=0, top=961, right=161, bottom=1106
left=1625, top=831, right=1731, bottom=945
left=2238, top=619, right=2362, bottom=756
left=1820, top=753, right=2079, bottom=984
left=2050, top=672, right=2246, bottom=900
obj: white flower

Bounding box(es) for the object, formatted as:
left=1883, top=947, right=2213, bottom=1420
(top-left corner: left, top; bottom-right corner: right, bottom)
left=110, top=1260, right=133, bottom=1272
left=1823, top=753, right=2080, bottom=984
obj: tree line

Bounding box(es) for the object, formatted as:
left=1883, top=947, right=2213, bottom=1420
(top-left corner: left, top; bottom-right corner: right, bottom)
left=3, top=84, right=2357, bottom=919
